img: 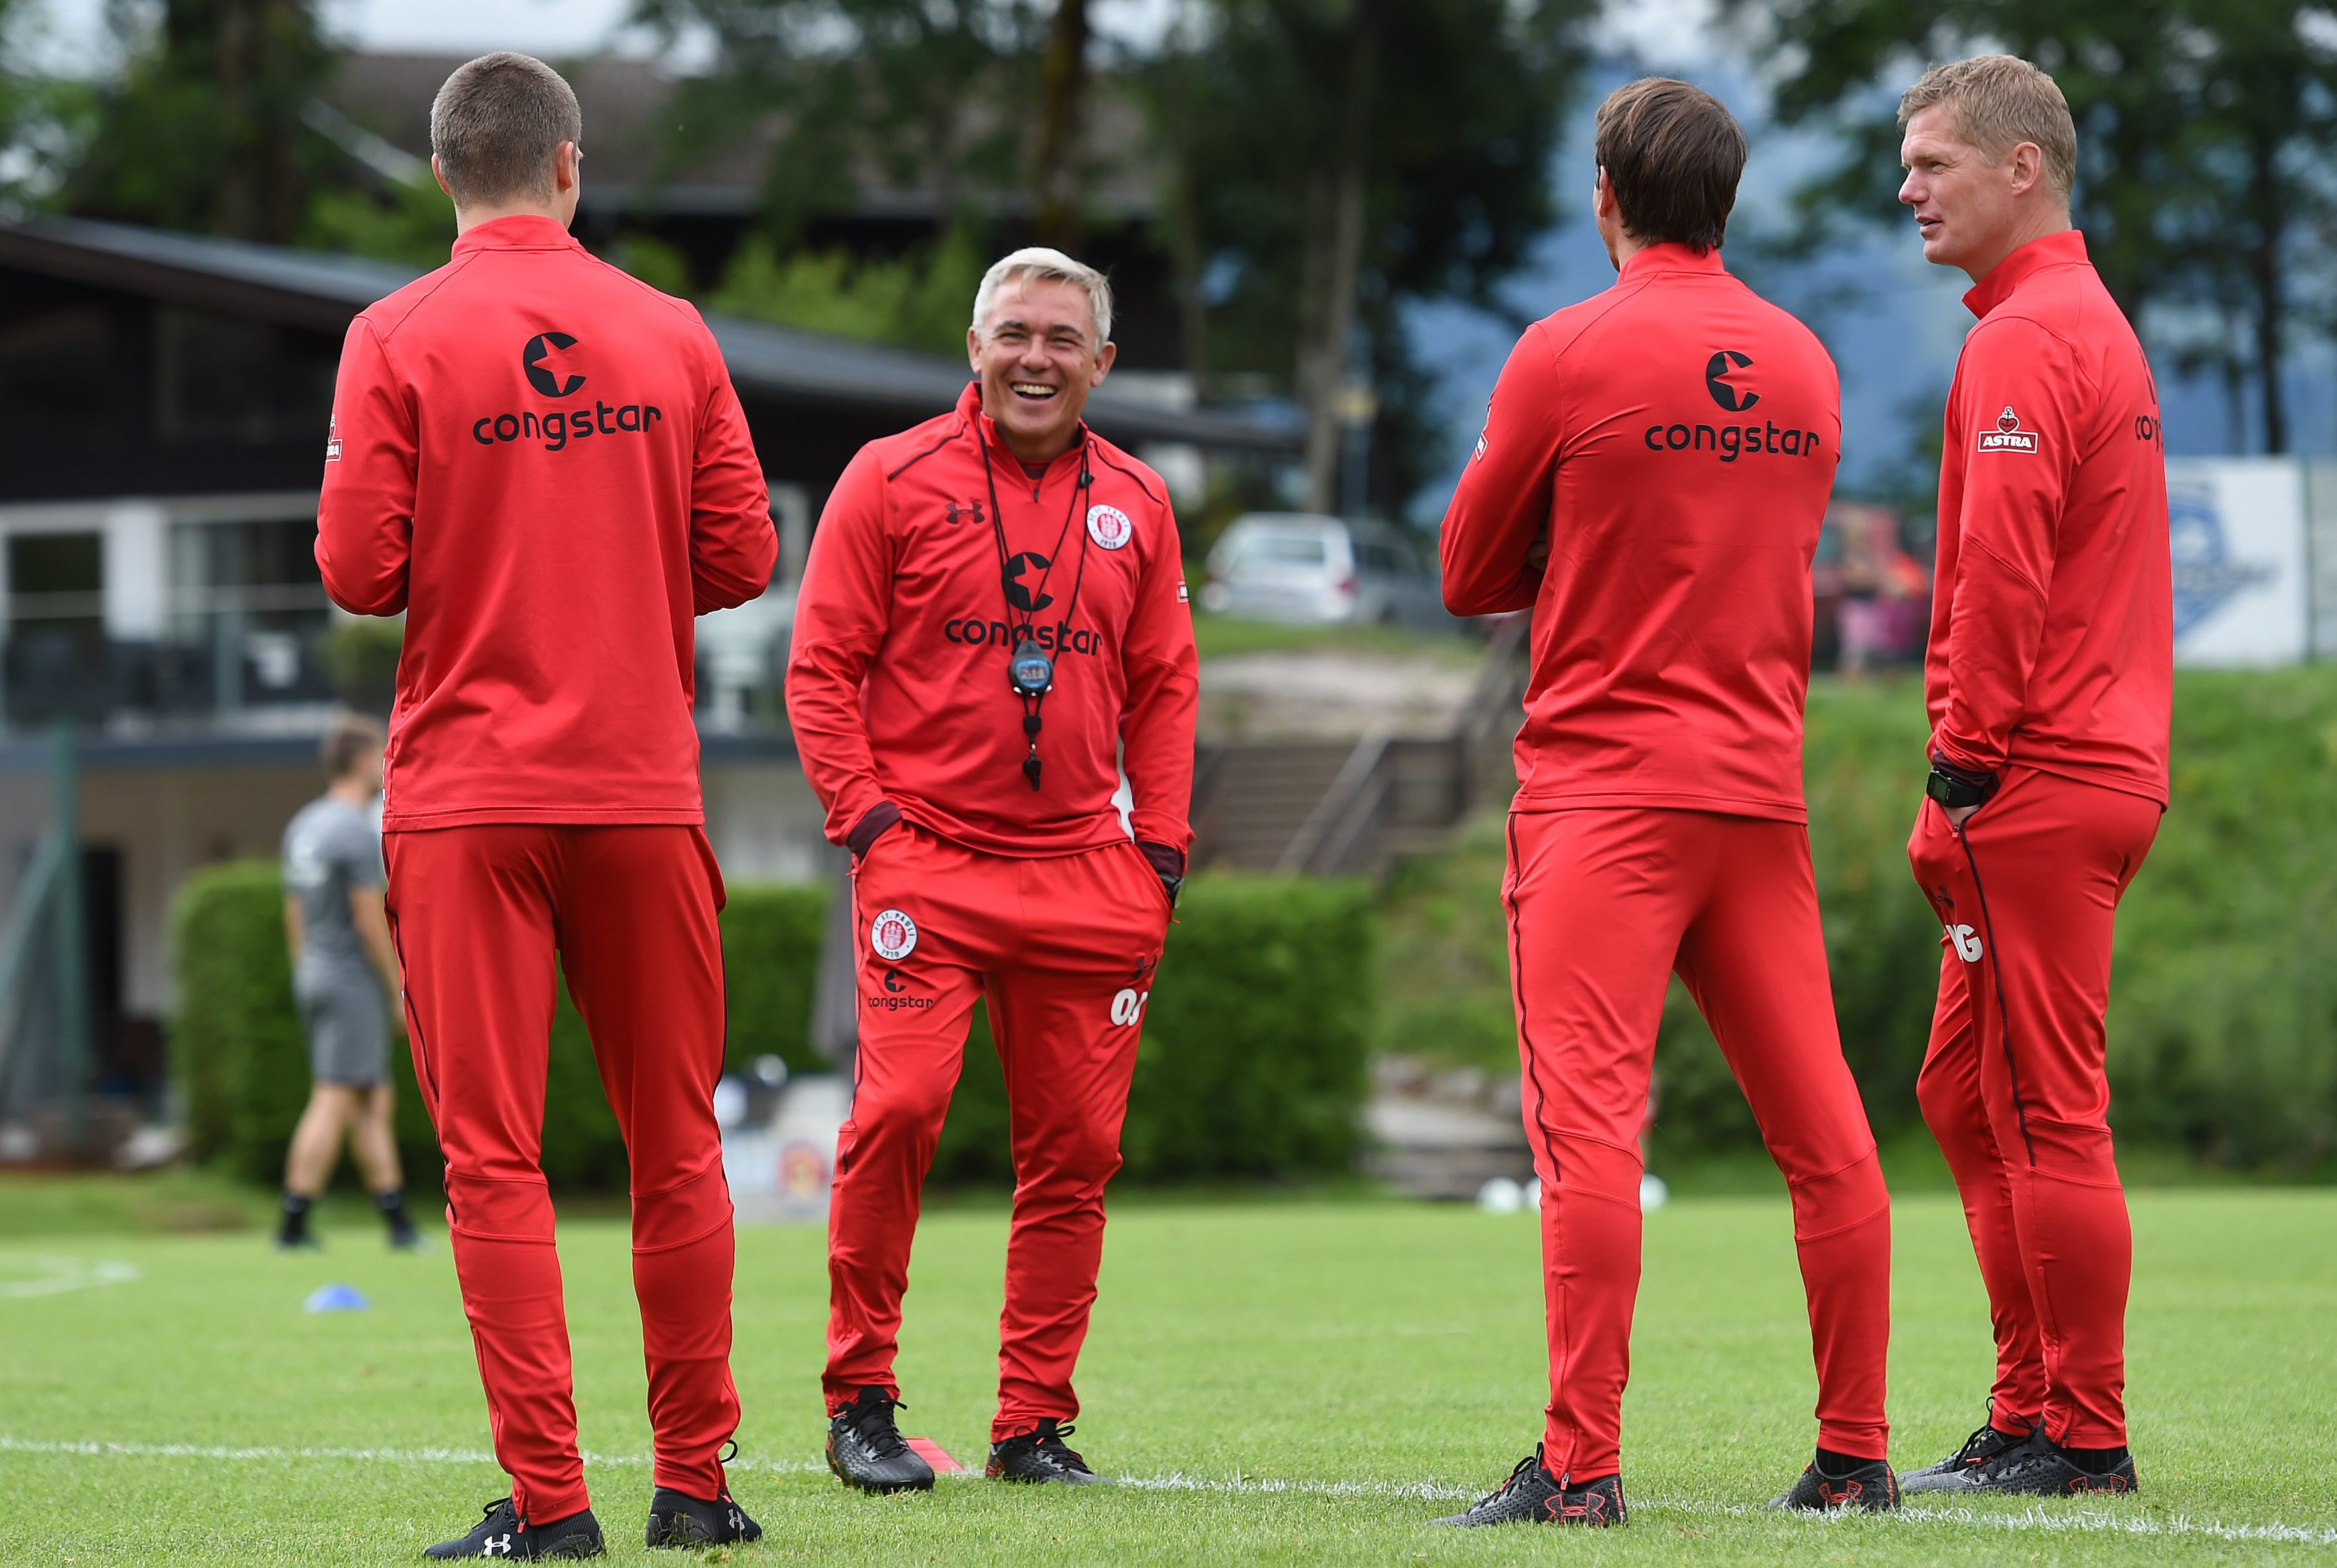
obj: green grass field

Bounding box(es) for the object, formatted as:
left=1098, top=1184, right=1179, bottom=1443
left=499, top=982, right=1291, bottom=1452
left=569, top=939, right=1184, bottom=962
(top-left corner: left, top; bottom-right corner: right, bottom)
left=2, top=1189, right=2332, bottom=1565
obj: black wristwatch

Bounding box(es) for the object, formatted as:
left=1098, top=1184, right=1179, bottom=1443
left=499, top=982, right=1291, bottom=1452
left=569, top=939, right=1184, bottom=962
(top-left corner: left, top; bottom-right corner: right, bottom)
left=1925, top=753, right=1999, bottom=811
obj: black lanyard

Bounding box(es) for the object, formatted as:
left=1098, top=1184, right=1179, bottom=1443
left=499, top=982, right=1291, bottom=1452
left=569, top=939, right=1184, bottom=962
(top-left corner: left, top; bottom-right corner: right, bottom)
left=977, top=423, right=1095, bottom=791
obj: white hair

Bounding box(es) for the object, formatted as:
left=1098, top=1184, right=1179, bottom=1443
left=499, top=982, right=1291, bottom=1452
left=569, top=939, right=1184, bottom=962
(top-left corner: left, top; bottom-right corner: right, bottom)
left=970, top=247, right=1114, bottom=345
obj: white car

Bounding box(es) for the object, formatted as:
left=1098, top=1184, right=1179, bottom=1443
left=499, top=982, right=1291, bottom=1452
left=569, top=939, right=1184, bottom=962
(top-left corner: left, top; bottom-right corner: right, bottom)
left=1199, top=513, right=1447, bottom=628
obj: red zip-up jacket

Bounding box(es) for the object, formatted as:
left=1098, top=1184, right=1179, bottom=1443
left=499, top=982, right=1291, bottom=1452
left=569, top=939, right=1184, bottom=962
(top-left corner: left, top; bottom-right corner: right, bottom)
left=1441, top=243, right=1841, bottom=822
left=1927, top=229, right=2170, bottom=805
left=316, top=215, right=776, bottom=830
left=787, top=383, right=1197, bottom=859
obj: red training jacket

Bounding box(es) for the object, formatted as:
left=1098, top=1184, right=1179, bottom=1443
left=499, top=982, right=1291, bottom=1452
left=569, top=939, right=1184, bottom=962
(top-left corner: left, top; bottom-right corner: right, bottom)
left=1927, top=229, right=2170, bottom=805
left=317, top=215, right=776, bottom=830
left=1441, top=242, right=1841, bottom=823
left=787, top=383, right=1198, bottom=858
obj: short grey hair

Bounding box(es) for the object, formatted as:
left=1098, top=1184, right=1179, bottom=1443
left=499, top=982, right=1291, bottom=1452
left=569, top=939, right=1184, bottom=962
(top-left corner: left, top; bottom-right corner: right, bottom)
left=970, top=247, right=1114, bottom=346
left=431, top=52, right=582, bottom=208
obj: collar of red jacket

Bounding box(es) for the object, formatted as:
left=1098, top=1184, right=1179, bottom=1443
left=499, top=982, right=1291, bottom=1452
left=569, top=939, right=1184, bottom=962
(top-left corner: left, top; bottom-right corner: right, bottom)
left=450, top=214, right=585, bottom=258
left=1962, top=228, right=2089, bottom=319
left=955, top=381, right=1093, bottom=479
left=1616, top=241, right=1727, bottom=285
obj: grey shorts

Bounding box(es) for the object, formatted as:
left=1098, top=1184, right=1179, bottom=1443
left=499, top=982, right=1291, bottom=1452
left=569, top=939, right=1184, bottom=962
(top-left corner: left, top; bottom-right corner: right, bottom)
left=298, top=976, right=390, bottom=1088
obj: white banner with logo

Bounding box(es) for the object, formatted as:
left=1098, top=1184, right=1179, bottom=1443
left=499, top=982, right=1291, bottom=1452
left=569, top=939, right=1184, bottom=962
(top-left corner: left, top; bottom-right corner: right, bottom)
left=2167, top=458, right=2310, bottom=668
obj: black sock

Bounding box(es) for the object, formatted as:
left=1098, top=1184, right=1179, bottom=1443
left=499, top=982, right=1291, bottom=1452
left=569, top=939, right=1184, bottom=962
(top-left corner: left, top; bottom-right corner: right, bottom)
left=1814, top=1447, right=1872, bottom=1477
left=2062, top=1443, right=2130, bottom=1474
left=375, top=1190, right=412, bottom=1228
left=279, top=1193, right=312, bottom=1237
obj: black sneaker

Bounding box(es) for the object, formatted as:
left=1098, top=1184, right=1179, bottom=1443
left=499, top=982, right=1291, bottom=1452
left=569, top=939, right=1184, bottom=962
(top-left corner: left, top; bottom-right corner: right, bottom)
left=1433, top=1448, right=1627, bottom=1528
left=1966, top=1432, right=2139, bottom=1496
left=1902, top=1411, right=2034, bottom=1492
left=986, top=1418, right=1101, bottom=1484
left=644, top=1486, right=761, bottom=1548
left=826, top=1386, right=935, bottom=1494
left=423, top=1497, right=604, bottom=1559
left=1770, top=1452, right=1901, bottom=1512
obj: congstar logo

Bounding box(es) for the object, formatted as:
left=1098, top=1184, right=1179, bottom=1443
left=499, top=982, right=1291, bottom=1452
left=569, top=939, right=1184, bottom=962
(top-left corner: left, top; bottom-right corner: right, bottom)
left=523, top=332, right=585, bottom=397
left=473, top=331, right=664, bottom=452
left=1705, top=350, right=1759, bottom=412
left=1003, top=552, right=1055, bottom=613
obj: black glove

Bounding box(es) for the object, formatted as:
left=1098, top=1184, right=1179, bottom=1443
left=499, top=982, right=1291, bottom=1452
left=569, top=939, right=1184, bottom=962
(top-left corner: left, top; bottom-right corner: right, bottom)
left=1137, top=840, right=1186, bottom=909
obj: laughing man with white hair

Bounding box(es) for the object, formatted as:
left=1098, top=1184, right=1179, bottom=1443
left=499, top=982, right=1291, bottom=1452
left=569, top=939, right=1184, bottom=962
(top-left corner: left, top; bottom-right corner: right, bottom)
left=785, top=247, right=1199, bottom=1494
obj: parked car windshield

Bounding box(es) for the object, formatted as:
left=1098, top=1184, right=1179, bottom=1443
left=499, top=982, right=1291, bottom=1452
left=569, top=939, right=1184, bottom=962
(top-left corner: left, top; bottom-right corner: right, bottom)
left=1232, top=533, right=1330, bottom=566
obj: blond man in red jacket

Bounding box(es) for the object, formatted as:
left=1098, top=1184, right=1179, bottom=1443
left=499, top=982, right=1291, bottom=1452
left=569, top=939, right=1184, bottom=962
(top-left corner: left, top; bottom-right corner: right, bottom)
left=318, top=52, right=774, bottom=1559
left=1896, top=55, right=2169, bottom=1500
left=787, top=248, right=1197, bottom=1493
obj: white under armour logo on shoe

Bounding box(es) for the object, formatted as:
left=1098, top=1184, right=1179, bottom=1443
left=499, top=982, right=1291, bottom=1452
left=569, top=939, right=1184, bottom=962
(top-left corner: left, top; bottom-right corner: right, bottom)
left=483, top=1535, right=513, bottom=1557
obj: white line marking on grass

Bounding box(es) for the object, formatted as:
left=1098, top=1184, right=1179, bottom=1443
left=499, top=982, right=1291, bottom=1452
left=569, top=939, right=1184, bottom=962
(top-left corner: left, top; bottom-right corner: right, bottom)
left=8, top=1436, right=2334, bottom=1547
left=0, top=1257, right=140, bottom=1299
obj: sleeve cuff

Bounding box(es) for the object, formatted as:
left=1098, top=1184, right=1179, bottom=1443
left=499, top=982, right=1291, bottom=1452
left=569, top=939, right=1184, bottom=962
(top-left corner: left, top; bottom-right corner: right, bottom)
left=846, top=801, right=903, bottom=858
left=1136, top=840, right=1186, bottom=883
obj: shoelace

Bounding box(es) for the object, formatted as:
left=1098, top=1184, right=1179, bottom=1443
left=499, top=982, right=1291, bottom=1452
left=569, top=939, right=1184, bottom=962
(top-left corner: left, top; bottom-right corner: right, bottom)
left=1034, top=1422, right=1089, bottom=1472
left=1952, top=1420, right=2026, bottom=1465
left=472, top=1498, right=519, bottom=1528
left=1471, top=1452, right=1544, bottom=1511
left=1971, top=1436, right=2049, bottom=1484
left=846, top=1395, right=913, bottom=1460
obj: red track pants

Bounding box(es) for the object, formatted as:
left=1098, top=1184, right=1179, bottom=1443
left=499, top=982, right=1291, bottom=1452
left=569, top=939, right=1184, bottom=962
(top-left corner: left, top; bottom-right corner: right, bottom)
left=825, top=824, right=1171, bottom=1440
left=1907, top=769, right=2159, bottom=1449
left=1504, top=809, right=1891, bottom=1482
left=385, top=824, right=740, bottom=1521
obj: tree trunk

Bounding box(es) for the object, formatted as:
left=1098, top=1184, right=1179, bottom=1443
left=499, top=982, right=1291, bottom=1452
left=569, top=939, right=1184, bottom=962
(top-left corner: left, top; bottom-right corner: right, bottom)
left=1032, top=0, right=1091, bottom=251
left=1168, top=151, right=1210, bottom=391
left=1300, top=8, right=1376, bottom=515
left=2248, top=134, right=2287, bottom=455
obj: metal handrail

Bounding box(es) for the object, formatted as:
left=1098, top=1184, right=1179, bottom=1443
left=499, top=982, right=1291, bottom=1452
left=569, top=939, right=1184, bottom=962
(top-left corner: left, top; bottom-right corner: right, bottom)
left=1276, top=727, right=1392, bottom=875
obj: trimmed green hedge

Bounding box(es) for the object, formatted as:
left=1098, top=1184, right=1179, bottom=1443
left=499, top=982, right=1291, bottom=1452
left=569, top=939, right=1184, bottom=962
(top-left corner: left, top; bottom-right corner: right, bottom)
left=1384, top=669, right=2337, bottom=1176
left=930, top=876, right=1378, bottom=1184
left=170, top=871, right=1376, bottom=1190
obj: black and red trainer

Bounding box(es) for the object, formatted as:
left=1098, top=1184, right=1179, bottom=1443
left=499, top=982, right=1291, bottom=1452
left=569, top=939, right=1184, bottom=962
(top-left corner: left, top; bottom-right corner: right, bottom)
left=1965, top=1432, right=2139, bottom=1496
left=827, top=1386, right=936, bottom=1494
left=1434, top=1449, right=1627, bottom=1528
left=1901, top=1409, right=2035, bottom=1493
left=1770, top=1451, right=1901, bottom=1512
left=423, top=1497, right=603, bottom=1559
left=986, top=1418, right=1101, bottom=1484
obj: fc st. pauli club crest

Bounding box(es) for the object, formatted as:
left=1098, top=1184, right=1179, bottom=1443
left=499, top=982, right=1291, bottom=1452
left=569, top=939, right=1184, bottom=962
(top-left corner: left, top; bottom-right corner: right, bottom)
left=870, top=908, right=917, bottom=962
left=1086, top=503, right=1133, bottom=550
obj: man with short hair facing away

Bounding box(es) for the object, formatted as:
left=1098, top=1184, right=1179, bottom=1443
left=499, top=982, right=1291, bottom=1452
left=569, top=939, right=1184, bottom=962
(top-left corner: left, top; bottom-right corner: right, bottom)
left=277, top=711, right=418, bottom=1252
left=1895, top=55, right=2168, bottom=1499
left=787, top=248, right=1196, bottom=1493
left=1436, top=79, right=1896, bottom=1526
left=317, top=52, right=776, bottom=1559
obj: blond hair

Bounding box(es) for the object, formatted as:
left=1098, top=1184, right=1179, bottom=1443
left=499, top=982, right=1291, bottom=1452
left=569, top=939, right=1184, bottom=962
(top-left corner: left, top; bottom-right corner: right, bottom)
left=1899, top=54, right=2076, bottom=204
left=970, top=247, right=1114, bottom=346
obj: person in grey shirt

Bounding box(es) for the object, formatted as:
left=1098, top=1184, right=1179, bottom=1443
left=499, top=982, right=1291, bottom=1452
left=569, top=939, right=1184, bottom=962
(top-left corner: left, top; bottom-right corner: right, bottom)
left=277, top=712, right=417, bottom=1250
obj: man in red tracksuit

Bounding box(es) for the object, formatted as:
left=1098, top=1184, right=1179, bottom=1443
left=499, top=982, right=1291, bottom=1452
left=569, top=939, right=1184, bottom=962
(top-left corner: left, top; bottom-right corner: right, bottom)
left=1434, top=79, right=1895, bottom=1528
left=786, top=247, right=1197, bottom=1493
left=1893, top=56, right=2169, bottom=1499
left=316, top=53, right=775, bottom=1559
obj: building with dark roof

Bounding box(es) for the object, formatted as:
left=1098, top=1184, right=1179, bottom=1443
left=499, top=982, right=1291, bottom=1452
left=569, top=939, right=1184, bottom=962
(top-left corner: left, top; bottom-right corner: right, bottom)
left=0, top=215, right=1292, bottom=1114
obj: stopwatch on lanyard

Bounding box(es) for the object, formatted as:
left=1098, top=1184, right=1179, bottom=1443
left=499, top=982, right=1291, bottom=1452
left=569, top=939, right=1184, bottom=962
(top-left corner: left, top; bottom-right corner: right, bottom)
left=978, top=426, right=1095, bottom=791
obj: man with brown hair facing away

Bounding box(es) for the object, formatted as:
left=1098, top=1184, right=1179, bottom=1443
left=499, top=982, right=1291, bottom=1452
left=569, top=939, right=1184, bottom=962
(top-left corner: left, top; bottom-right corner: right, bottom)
left=1434, top=78, right=1895, bottom=1526
left=318, top=50, right=775, bottom=1559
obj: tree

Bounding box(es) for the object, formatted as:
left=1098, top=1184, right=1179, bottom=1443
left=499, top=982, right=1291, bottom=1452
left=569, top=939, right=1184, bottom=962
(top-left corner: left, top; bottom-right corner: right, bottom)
left=1144, top=0, right=1594, bottom=509
left=632, top=0, right=1050, bottom=243
left=66, top=0, right=336, bottom=243
left=1725, top=0, right=2337, bottom=454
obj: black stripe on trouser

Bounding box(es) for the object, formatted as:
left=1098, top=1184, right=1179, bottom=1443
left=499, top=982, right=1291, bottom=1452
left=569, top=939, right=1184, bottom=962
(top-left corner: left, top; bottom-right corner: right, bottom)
left=1952, top=820, right=2037, bottom=1166
left=1502, top=814, right=1568, bottom=1189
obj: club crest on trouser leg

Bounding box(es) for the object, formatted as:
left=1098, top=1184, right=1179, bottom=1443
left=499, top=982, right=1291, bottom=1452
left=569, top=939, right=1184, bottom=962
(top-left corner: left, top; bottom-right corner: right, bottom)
left=870, top=908, right=917, bottom=962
